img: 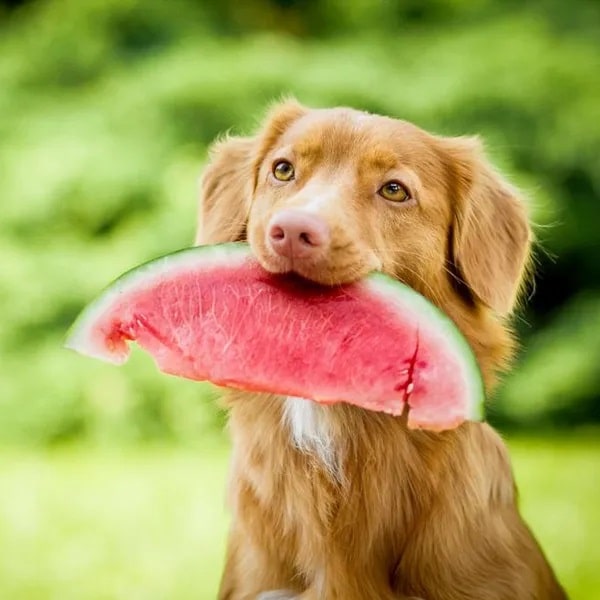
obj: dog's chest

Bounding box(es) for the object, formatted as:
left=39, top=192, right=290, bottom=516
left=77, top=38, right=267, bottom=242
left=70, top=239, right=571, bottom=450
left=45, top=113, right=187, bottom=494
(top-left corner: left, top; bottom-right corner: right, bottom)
left=283, top=397, right=340, bottom=477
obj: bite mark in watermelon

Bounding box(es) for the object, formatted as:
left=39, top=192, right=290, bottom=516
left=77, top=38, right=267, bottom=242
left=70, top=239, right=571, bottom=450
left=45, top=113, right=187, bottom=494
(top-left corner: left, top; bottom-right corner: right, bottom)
left=65, top=243, right=485, bottom=431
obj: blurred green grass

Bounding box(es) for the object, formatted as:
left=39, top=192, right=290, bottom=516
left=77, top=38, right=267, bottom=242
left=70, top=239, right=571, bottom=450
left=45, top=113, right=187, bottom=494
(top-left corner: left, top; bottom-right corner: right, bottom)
left=0, top=435, right=598, bottom=600
left=0, top=443, right=230, bottom=600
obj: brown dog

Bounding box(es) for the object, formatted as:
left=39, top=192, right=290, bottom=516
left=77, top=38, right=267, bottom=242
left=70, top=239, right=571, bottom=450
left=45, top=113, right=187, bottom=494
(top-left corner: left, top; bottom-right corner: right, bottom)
left=196, top=101, right=567, bottom=600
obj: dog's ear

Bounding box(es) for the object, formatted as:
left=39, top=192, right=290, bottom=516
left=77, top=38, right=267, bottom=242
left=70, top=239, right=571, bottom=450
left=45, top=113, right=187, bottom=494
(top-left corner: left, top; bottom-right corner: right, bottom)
left=195, top=99, right=307, bottom=245
left=195, top=135, right=255, bottom=245
left=441, top=136, right=532, bottom=315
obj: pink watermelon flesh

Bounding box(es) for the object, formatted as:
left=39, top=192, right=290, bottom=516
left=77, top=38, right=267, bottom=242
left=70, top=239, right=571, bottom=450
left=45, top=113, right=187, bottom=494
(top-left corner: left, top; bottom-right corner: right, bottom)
left=65, top=243, right=484, bottom=431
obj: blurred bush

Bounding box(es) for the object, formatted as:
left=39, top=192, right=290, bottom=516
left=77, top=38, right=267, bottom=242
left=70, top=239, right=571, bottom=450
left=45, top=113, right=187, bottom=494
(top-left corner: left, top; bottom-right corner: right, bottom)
left=0, top=0, right=599, bottom=444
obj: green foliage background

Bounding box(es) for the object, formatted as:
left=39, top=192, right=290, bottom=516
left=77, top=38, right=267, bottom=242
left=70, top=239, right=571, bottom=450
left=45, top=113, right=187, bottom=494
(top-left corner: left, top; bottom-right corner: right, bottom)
left=0, top=0, right=599, bottom=597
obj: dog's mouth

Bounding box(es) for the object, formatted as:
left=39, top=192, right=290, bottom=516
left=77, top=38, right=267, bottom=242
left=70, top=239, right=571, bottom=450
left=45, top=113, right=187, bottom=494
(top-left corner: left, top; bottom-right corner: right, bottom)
left=247, top=222, right=383, bottom=286
left=254, top=249, right=382, bottom=288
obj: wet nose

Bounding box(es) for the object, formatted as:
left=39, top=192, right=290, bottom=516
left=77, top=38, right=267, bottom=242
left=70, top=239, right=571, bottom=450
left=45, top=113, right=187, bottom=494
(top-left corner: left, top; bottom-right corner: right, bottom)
left=267, top=209, right=330, bottom=259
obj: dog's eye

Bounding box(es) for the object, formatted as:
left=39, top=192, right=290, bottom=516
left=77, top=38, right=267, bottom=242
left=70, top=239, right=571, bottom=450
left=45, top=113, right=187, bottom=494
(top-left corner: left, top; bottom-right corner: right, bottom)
left=378, top=181, right=410, bottom=203
left=272, top=160, right=295, bottom=181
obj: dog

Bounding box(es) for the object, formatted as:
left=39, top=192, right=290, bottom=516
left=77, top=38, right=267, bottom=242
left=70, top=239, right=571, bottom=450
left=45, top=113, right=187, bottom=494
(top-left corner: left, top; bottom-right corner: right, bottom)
left=195, top=100, right=567, bottom=600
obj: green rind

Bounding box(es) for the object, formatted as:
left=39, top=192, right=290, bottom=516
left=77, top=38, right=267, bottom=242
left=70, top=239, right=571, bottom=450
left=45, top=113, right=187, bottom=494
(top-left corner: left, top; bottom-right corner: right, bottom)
left=65, top=242, right=485, bottom=421
left=367, top=273, right=485, bottom=422
left=65, top=242, right=251, bottom=360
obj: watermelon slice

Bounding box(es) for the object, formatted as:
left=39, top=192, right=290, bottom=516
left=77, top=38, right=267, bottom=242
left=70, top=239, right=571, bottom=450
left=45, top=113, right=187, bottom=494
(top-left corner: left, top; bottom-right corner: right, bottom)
left=65, top=243, right=484, bottom=430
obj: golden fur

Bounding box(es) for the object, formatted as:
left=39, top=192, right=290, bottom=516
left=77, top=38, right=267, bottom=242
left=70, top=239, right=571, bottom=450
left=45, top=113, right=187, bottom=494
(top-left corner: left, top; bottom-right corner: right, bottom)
left=196, top=101, right=567, bottom=599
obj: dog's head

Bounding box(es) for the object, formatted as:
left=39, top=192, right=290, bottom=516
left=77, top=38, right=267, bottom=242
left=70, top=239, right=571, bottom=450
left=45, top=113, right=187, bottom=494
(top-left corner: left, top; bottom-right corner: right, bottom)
left=197, top=100, right=531, bottom=320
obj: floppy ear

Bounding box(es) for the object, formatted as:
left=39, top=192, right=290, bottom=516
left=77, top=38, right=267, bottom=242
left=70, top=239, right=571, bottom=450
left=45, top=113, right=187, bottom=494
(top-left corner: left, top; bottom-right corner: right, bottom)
left=195, top=99, right=307, bottom=245
left=195, top=135, right=255, bottom=245
left=443, top=137, right=532, bottom=315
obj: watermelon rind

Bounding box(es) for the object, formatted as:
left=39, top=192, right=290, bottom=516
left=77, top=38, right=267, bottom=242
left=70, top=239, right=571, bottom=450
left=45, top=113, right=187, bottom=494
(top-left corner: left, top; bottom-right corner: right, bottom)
left=65, top=243, right=250, bottom=364
left=366, top=273, right=485, bottom=423
left=65, top=242, right=485, bottom=422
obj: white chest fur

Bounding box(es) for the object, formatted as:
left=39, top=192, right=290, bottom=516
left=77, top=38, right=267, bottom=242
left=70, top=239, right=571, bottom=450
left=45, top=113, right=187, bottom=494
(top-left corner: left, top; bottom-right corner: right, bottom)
left=283, top=397, right=340, bottom=478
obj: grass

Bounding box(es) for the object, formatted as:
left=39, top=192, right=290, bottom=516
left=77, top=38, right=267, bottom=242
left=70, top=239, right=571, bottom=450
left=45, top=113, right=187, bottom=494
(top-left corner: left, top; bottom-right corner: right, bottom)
left=0, top=445, right=230, bottom=600
left=0, top=435, right=598, bottom=599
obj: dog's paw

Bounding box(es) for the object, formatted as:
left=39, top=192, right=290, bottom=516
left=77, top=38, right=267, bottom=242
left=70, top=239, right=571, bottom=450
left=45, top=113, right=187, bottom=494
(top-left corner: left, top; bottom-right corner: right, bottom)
left=255, top=591, right=298, bottom=600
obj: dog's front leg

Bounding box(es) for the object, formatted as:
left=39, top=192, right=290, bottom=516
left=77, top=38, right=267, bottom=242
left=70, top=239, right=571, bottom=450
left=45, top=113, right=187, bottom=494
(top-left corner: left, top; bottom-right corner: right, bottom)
left=261, top=577, right=423, bottom=600
left=256, top=592, right=298, bottom=600
left=284, top=590, right=423, bottom=600
left=219, top=527, right=301, bottom=600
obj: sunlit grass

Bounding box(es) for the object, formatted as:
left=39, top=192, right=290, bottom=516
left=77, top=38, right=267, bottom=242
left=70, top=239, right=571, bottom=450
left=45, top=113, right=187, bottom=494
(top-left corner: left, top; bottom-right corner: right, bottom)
left=509, top=433, right=600, bottom=599
left=0, top=445, right=230, bottom=600
left=0, top=435, right=597, bottom=599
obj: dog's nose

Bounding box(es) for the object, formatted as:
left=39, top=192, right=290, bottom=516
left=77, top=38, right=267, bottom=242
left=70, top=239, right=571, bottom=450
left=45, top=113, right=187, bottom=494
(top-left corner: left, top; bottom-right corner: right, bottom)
left=267, top=209, right=330, bottom=259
